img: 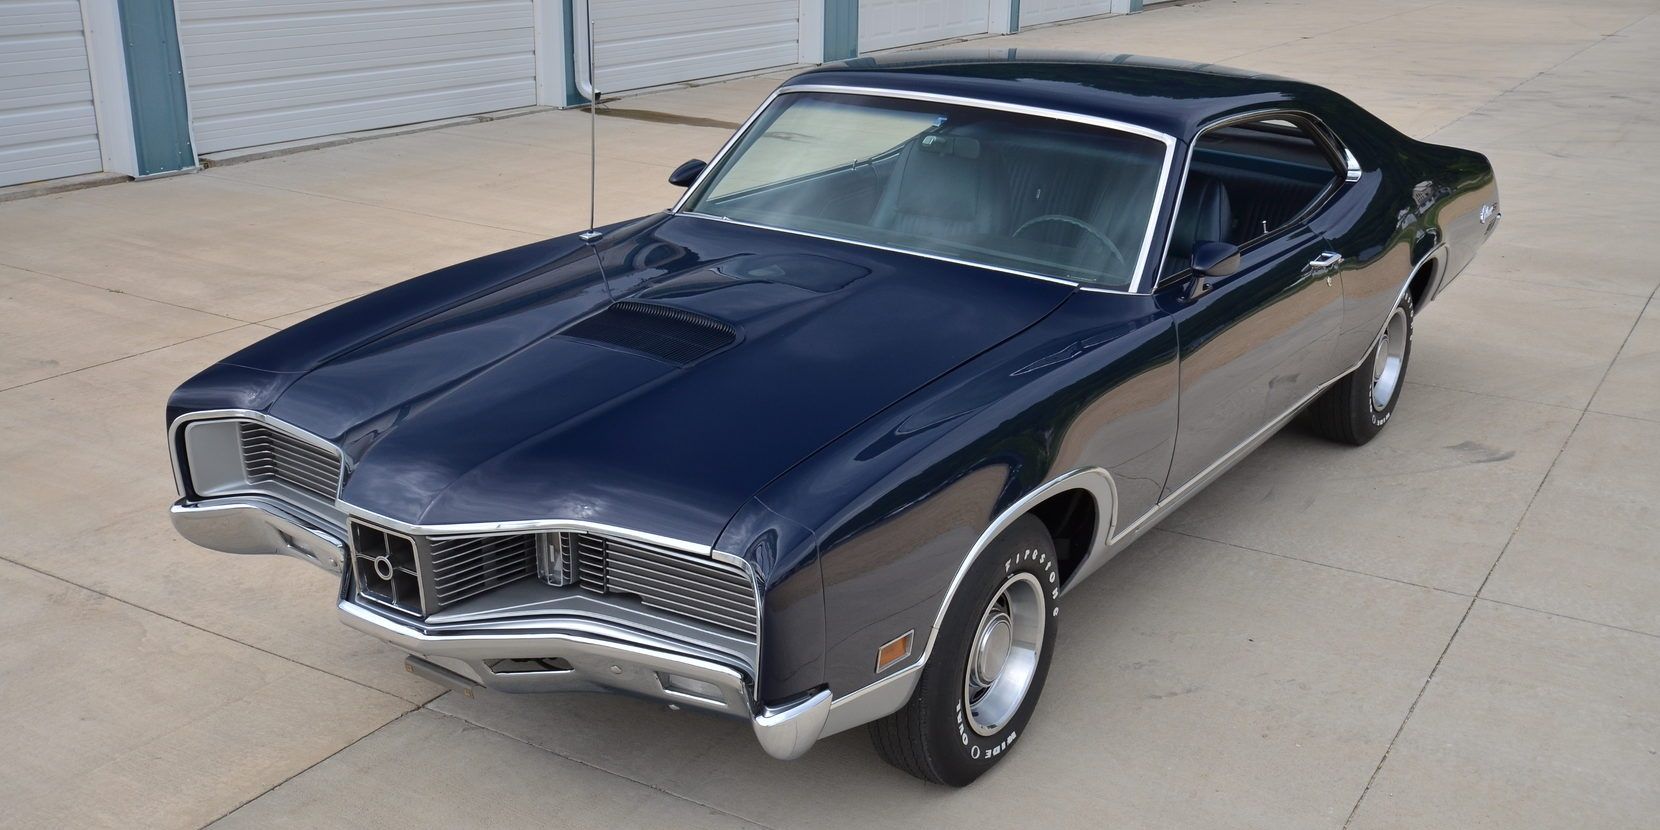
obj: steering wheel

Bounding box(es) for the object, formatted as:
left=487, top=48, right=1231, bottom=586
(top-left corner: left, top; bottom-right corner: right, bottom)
left=1013, top=215, right=1129, bottom=274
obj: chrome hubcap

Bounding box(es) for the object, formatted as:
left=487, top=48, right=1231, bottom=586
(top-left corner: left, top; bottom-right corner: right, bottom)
left=1369, top=307, right=1408, bottom=411
left=964, top=572, right=1044, bottom=736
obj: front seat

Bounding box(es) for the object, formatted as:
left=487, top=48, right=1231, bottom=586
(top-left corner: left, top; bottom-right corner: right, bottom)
left=871, top=134, right=1007, bottom=242
left=1163, top=175, right=1234, bottom=277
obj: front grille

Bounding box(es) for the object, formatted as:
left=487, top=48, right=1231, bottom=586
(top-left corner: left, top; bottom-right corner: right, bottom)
left=351, top=522, right=424, bottom=617
left=346, top=520, right=755, bottom=635
left=428, top=534, right=537, bottom=607
left=239, top=421, right=341, bottom=502
left=558, top=532, right=758, bottom=636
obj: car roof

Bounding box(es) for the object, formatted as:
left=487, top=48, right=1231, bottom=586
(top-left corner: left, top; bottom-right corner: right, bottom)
left=786, top=50, right=1337, bottom=140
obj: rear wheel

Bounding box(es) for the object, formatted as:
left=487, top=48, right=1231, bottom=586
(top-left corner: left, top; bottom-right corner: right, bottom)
left=869, top=516, right=1059, bottom=786
left=1307, top=292, right=1414, bottom=445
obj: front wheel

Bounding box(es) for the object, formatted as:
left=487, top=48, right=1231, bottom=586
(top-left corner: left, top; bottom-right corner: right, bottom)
left=1306, top=292, right=1414, bottom=446
left=868, top=516, right=1059, bottom=786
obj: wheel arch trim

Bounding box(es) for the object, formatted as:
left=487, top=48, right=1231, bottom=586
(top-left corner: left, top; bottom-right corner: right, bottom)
left=816, top=467, right=1118, bottom=738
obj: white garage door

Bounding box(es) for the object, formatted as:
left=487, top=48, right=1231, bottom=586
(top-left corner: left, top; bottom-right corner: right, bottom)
left=177, top=0, right=537, bottom=153
left=0, top=0, right=101, bottom=187
left=1019, top=0, right=1112, bottom=27
left=589, top=0, right=799, bottom=93
left=859, top=0, right=989, bottom=52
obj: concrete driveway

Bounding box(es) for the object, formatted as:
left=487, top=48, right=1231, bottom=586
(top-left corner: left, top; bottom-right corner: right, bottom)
left=2, top=0, right=1657, bottom=827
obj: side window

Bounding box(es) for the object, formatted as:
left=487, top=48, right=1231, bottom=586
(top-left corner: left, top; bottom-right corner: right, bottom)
left=1163, top=116, right=1343, bottom=278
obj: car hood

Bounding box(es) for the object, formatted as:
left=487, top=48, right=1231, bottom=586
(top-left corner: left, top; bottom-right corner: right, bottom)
left=268, top=214, right=1074, bottom=548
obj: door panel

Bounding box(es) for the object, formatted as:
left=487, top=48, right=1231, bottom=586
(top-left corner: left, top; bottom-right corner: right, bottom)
left=1164, top=226, right=1340, bottom=492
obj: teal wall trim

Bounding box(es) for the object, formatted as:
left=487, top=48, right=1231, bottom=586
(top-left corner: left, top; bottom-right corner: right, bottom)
left=1010, top=0, right=1021, bottom=31
left=823, top=0, right=858, bottom=61
left=562, top=0, right=585, bottom=106
left=117, top=0, right=194, bottom=175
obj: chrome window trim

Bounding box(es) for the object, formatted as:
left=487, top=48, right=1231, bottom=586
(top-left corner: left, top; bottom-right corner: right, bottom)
left=168, top=408, right=346, bottom=506
left=671, top=83, right=1179, bottom=294
left=1152, top=108, right=1354, bottom=290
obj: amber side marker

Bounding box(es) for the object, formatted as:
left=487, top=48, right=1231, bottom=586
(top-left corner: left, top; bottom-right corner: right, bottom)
left=875, top=630, right=914, bottom=673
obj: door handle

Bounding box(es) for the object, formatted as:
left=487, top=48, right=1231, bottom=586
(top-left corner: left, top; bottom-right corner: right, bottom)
left=1306, top=252, right=1344, bottom=285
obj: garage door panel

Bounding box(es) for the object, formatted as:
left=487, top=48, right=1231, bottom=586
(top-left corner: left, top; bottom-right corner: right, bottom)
left=183, top=28, right=534, bottom=86
left=859, top=0, right=989, bottom=52
left=178, top=0, right=536, bottom=153
left=191, top=54, right=533, bottom=110
left=180, top=4, right=530, bottom=56
left=1019, top=0, right=1112, bottom=26
left=591, top=0, right=799, bottom=93
left=0, top=0, right=101, bottom=186
left=194, top=80, right=532, bottom=147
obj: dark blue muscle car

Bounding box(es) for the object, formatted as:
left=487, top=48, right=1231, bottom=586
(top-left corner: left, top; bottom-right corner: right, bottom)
left=167, top=52, right=1499, bottom=785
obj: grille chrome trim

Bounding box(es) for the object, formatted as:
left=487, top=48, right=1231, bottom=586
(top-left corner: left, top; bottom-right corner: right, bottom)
left=428, top=534, right=537, bottom=606
left=350, top=521, right=425, bottom=617
left=560, top=531, right=759, bottom=636
left=238, top=421, right=342, bottom=503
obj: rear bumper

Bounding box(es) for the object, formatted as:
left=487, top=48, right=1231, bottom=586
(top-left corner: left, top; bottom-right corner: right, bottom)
left=170, top=495, right=831, bottom=760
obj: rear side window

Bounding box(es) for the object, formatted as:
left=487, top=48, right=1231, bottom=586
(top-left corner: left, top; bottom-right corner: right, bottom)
left=1163, top=116, right=1343, bottom=277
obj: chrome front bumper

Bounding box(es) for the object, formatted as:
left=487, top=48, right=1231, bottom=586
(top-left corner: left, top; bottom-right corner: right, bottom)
left=170, top=496, right=832, bottom=760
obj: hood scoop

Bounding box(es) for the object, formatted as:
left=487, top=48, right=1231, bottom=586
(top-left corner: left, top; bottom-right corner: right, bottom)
left=559, top=301, right=736, bottom=365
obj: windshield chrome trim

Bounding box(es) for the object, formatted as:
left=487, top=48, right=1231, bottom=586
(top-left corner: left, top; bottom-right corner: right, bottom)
left=672, top=83, right=1178, bottom=294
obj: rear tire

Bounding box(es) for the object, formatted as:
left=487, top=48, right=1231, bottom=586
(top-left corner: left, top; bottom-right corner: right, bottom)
left=869, top=516, right=1059, bottom=786
left=1306, top=292, right=1414, bottom=446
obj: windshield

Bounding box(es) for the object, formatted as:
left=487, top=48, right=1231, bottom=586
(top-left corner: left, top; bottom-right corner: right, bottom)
left=682, top=91, right=1170, bottom=289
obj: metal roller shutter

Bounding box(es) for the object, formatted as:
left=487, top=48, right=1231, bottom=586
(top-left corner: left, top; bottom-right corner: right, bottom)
left=177, top=0, right=537, bottom=153
left=858, top=0, right=989, bottom=52
left=0, top=0, right=102, bottom=187
left=1018, top=0, right=1113, bottom=27
left=589, top=0, right=799, bottom=93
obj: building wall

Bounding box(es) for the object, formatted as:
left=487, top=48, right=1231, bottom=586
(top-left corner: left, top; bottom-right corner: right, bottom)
left=0, top=0, right=1150, bottom=188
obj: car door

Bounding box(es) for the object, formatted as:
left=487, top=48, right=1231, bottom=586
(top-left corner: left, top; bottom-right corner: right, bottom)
left=1158, top=114, right=1349, bottom=494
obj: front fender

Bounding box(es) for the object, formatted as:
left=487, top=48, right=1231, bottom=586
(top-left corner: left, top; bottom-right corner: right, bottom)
left=756, top=292, right=1177, bottom=701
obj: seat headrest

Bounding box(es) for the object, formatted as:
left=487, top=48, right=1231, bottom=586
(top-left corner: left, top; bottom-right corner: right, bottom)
left=892, top=137, right=987, bottom=221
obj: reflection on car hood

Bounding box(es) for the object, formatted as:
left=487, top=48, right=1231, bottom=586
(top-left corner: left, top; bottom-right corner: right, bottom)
left=269, top=215, right=1074, bottom=548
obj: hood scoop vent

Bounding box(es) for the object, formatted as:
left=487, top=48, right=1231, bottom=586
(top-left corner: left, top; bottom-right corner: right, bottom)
left=560, top=301, right=736, bottom=365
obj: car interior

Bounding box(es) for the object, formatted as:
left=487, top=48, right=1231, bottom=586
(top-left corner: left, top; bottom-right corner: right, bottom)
left=691, top=103, right=1168, bottom=289
left=689, top=99, right=1344, bottom=291
left=1162, top=118, right=1344, bottom=278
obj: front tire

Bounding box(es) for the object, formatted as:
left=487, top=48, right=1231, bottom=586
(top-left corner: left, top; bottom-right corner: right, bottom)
left=1306, top=292, right=1414, bottom=446
left=869, top=516, right=1060, bottom=786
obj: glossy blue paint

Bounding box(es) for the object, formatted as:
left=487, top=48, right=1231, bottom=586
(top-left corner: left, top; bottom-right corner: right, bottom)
left=168, top=53, right=1498, bottom=707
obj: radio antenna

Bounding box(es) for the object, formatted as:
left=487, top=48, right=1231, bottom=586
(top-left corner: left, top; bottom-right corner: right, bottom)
left=578, top=0, right=601, bottom=243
